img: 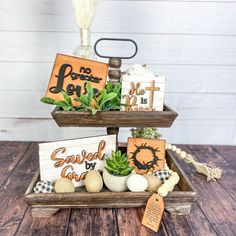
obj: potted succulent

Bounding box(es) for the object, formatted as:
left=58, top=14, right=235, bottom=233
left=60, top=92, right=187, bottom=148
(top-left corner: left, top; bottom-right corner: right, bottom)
left=103, top=150, right=135, bottom=192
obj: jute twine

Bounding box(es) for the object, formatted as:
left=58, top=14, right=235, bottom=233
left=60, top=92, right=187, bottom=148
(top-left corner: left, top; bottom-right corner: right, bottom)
left=180, top=153, right=222, bottom=181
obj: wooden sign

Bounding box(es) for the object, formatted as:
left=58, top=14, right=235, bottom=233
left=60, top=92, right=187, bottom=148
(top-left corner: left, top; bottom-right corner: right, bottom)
left=39, top=135, right=116, bottom=187
left=121, top=74, right=165, bottom=111
left=127, top=138, right=165, bottom=174
left=45, top=53, right=109, bottom=106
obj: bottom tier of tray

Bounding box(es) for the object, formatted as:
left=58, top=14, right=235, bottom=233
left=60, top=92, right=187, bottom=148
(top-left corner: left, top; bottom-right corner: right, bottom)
left=24, top=148, right=197, bottom=217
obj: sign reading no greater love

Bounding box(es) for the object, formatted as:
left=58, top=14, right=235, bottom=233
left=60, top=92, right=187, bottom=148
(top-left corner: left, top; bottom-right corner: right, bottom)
left=45, top=53, right=108, bottom=106
left=39, top=135, right=116, bottom=187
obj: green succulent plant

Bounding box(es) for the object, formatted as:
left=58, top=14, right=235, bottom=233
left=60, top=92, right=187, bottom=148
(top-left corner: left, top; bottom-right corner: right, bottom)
left=130, top=127, right=162, bottom=140
left=40, top=91, right=75, bottom=111
left=105, top=150, right=134, bottom=176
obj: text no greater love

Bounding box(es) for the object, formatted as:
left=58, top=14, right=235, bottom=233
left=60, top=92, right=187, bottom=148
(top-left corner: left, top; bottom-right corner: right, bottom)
left=49, top=64, right=103, bottom=97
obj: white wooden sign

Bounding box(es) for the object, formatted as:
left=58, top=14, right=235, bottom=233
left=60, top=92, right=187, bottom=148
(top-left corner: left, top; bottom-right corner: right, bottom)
left=39, top=135, right=116, bottom=187
left=121, top=71, right=165, bottom=111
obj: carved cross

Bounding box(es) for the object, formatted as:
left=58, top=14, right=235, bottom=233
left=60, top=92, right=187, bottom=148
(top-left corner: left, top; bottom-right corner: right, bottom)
left=145, top=80, right=160, bottom=111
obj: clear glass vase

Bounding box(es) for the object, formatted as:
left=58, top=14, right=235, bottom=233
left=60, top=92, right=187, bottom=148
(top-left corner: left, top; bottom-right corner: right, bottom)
left=73, top=29, right=96, bottom=60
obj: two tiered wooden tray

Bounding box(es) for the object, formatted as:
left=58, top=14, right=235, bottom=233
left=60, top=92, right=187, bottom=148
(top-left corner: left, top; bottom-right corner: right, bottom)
left=24, top=104, right=198, bottom=217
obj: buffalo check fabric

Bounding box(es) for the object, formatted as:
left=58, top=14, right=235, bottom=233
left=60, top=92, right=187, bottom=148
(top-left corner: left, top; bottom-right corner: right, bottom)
left=153, top=170, right=169, bottom=183
left=33, top=180, right=54, bottom=193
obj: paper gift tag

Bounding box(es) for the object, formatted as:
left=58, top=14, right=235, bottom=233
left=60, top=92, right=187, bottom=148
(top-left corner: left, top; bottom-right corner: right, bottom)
left=142, top=194, right=164, bottom=232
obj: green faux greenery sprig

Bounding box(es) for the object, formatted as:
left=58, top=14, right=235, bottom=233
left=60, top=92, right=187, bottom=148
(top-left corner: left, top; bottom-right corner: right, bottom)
left=40, top=91, right=76, bottom=111
left=40, top=82, right=122, bottom=114
left=105, top=150, right=134, bottom=176
left=75, top=82, right=120, bottom=115
left=130, top=128, right=162, bottom=140
left=105, top=82, right=122, bottom=107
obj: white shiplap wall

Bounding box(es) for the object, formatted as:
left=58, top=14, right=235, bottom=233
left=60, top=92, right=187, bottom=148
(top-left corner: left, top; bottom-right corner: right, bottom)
left=0, top=0, right=236, bottom=144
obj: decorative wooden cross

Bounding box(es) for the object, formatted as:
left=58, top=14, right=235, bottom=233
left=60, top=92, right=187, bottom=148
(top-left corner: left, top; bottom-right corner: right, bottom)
left=145, top=80, right=160, bottom=111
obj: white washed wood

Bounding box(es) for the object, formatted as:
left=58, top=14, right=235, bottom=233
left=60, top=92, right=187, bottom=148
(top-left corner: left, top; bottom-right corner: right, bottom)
left=0, top=91, right=235, bottom=120
left=1, top=0, right=236, bottom=35
left=0, top=118, right=106, bottom=141
left=0, top=0, right=235, bottom=145
left=120, top=119, right=236, bottom=145
left=1, top=62, right=236, bottom=94
left=121, top=75, right=165, bottom=111
left=1, top=32, right=236, bottom=65
left=0, top=118, right=235, bottom=145
left=39, top=135, right=116, bottom=187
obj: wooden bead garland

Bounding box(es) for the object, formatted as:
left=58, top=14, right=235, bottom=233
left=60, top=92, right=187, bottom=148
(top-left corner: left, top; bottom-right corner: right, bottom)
left=157, top=162, right=180, bottom=197
left=166, top=143, right=222, bottom=181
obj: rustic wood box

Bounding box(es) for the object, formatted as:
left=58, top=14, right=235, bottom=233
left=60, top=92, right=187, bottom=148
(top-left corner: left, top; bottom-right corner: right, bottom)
left=51, top=104, right=178, bottom=127
left=24, top=148, right=197, bottom=218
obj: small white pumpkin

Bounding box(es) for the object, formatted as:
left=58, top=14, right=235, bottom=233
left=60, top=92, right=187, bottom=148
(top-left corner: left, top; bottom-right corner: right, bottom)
left=127, top=174, right=148, bottom=192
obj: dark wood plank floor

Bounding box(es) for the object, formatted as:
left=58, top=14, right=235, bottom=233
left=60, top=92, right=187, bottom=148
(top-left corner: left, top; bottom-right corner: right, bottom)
left=0, top=142, right=235, bottom=236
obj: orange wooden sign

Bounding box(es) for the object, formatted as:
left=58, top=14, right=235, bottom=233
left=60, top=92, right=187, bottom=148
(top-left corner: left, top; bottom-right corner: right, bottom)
left=127, top=138, right=165, bottom=174
left=45, top=53, right=108, bottom=106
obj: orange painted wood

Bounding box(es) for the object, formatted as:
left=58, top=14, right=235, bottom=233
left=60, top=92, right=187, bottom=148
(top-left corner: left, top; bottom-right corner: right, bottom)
left=45, top=53, right=108, bottom=106
left=127, top=138, right=165, bottom=174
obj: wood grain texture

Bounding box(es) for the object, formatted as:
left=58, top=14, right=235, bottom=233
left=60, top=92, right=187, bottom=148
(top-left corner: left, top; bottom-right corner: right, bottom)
left=15, top=208, right=70, bottom=236
left=163, top=203, right=217, bottom=236
left=187, top=145, right=236, bottom=201
left=67, top=208, right=119, bottom=236
left=172, top=145, right=236, bottom=236
left=24, top=149, right=197, bottom=214
left=0, top=141, right=30, bottom=187
left=213, top=146, right=236, bottom=200
left=0, top=143, right=38, bottom=236
left=51, top=105, right=178, bottom=128
left=0, top=142, right=235, bottom=235
left=117, top=208, right=167, bottom=236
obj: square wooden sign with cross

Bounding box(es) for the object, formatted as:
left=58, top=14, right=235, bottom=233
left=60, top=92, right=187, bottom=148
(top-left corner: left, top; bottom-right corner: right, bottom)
left=120, top=71, right=165, bottom=112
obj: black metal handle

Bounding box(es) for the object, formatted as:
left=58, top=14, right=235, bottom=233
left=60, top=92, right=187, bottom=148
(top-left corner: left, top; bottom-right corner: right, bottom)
left=94, top=38, right=138, bottom=59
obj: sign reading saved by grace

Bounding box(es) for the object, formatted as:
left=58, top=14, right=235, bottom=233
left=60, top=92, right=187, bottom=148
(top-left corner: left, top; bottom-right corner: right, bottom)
left=45, top=53, right=108, bottom=106
left=39, top=135, right=116, bottom=187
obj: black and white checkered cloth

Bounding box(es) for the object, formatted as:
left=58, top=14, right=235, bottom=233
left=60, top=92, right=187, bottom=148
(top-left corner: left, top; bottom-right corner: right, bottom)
left=153, top=170, right=170, bottom=183
left=33, top=180, right=54, bottom=193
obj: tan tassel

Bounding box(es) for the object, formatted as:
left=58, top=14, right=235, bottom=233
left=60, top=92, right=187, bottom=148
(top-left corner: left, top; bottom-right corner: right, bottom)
left=167, top=144, right=222, bottom=181
left=182, top=153, right=222, bottom=181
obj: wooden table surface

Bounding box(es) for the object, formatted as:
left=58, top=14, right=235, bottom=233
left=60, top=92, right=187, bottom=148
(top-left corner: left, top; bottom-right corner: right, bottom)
left=0, top=142, right=235, bottom=236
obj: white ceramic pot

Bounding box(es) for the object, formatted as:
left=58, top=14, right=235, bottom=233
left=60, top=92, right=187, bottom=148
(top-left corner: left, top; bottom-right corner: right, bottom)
left=103, top=168, right=133, bottom=192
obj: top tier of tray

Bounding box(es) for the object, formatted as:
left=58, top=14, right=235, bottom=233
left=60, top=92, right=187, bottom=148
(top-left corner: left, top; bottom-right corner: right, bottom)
left=52, top=104, right=178, bottom=128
